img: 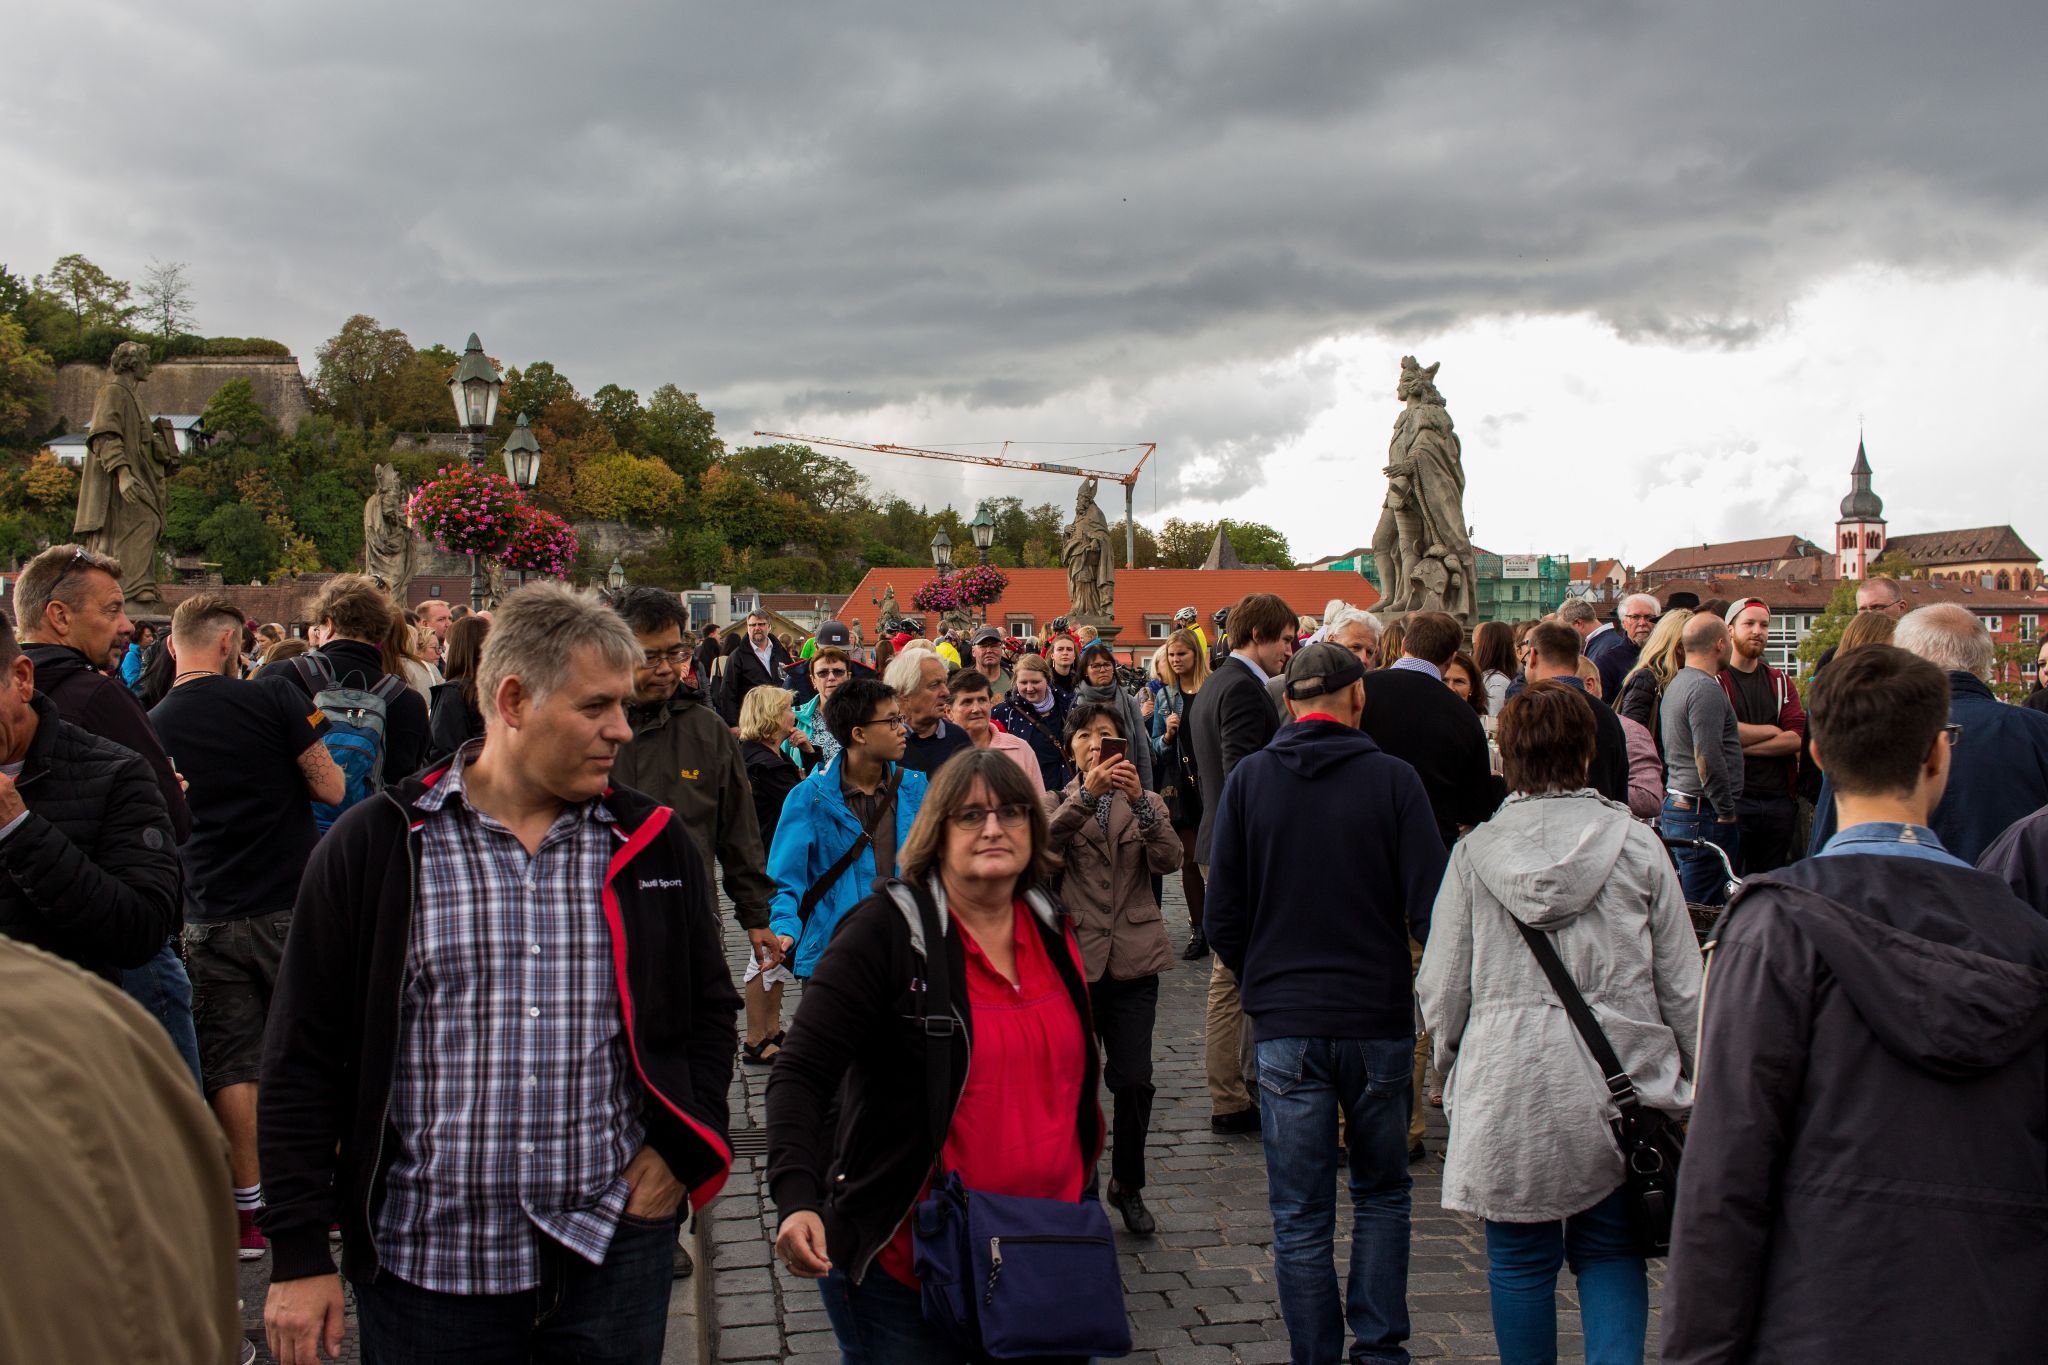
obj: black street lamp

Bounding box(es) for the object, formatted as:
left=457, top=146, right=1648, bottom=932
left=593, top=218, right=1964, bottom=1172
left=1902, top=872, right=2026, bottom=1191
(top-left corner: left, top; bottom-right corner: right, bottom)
left=929, top=527, right=953, bottom=574
left=501, top=412, right=542, bottom=489
left=448, top=333, right=504, bottom=611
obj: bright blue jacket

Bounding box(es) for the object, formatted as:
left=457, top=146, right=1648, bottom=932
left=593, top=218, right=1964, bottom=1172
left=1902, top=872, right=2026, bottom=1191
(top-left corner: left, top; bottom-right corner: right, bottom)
left=766, top=755, right=928, bottom=976
left=120, top=642, right=144, bottom=690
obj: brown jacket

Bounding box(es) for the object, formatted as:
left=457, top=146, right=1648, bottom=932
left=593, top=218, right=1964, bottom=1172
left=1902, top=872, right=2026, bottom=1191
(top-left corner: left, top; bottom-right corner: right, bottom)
left=1046, top=777, right=1182, bottom=981
left=0, top=937, right=239, bottom=1364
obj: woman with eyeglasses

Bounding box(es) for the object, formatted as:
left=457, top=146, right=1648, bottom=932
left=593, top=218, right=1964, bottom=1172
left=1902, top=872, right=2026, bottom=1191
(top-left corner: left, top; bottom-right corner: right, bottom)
left=788, top=644, right=854, bottom=772
left=1048, top=699, right=1182, bottom=1235
left=767, top=748, right=1106, bottom=1361
left=765, top=678, right=930, bottom=981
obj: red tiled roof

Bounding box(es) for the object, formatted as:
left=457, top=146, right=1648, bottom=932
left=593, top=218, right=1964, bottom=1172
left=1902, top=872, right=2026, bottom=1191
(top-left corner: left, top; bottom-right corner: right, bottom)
left=842, top=567, right=1378, bottom=653
left=1640, top=535, right=1825, bottom=576
left=1886, top=525, right=2040, bottom=568
left=759, top=592, right=850, bottom=615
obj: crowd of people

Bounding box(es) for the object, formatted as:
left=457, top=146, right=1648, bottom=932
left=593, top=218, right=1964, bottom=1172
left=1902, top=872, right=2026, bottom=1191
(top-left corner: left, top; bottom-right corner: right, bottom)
left=3, top=549, right=2047, bottom=1365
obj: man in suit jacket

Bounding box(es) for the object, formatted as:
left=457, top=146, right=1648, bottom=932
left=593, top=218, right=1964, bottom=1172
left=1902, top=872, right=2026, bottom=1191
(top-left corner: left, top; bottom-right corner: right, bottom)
left=1186, top=591, right=1295, bottom=1133
left=1359, top=611, right=1505, bottom=847
left=718, top=610, right=792, bottom=727
left=1562, top=597, right=1638, bottom=706
left=1522, top=621, right=1631, bottom=807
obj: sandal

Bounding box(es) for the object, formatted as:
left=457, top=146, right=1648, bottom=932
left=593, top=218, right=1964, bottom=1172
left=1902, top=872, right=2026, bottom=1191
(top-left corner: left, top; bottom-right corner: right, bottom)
left=741, top=1031, right=785, bottom=1066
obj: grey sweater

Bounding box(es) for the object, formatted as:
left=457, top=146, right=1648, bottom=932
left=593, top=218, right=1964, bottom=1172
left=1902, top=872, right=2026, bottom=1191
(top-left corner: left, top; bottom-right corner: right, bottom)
left=1660, top=666, right=1742, bottom=818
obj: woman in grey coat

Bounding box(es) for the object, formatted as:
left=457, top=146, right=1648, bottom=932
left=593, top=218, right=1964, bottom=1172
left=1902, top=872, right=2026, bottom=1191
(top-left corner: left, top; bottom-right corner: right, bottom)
left=1418, top=681, right=1702, bottom=1365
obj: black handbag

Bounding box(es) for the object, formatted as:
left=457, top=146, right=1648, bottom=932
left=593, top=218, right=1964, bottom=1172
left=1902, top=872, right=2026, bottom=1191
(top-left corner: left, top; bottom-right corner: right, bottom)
left=1513, top=919, right=1686, bottom=1257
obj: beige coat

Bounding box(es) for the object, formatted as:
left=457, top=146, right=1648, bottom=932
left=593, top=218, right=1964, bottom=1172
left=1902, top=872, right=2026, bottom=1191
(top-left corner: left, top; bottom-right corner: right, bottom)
left=1046, top=777, right=1183, bottom=981
left=0, top=937, right=239, bottom=1364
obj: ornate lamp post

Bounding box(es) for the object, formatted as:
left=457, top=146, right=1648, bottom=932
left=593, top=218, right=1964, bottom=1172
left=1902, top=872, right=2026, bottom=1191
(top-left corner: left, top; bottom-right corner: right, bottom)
left=969, top=509, right=995, bottom=622
left=448, top=333, right=504, bottom=611
left=930, top=527, right=953, bottom=575
left=500, top=413, right=543, bottom=588
left=608, top=557, right=627, bottom=592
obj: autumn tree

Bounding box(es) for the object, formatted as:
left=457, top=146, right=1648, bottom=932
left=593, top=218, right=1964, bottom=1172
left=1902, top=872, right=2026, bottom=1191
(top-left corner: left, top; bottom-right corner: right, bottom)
left=138, top=259, right=197, bottom=339
left=570, top=452, right=685, bottom=523
left=314, top=315, right=415, bottom=428
left=0, top=316, right=56, bottom=446
left=21, top=452, right=76, bottom=509
left=639, top=385, right=723, bottom=485
left=39, top=254, right=133, bottom=342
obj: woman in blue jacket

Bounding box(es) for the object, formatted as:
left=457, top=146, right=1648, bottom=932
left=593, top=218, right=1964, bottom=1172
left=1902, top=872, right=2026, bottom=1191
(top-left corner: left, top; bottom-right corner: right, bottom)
left=767, top=677, right=929, bottom=976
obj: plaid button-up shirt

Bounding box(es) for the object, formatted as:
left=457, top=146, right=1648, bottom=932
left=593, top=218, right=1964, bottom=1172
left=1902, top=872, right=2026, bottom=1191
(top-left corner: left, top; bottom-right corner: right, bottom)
left=373, top=744, right=647, bottom=1295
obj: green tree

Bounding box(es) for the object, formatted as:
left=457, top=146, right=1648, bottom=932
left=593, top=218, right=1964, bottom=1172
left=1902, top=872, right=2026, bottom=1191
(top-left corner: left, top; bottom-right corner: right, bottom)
left=0, top=265, right=30, bottom=323
left=1797, top=579, right=1858, bottom=675
left=314, top=315, right=415, bottom=428
left=39, top=254, right=133, bottom=342
left=504, top=361, right=576, bottom=424
left=201, top=378, right=275, bottom=449
left=138, top=259, right=196, bottom=339
left=725, top=443, right=868, bottom=515
left=195, top=501, right=278, bottom=583
left=0, top=316, right=56, bottom=446
left=1153, top=516, right=1289, bottom=568
left=639, top=385, right=724, bottom=485
left=591, top=384, right=642, bottom=449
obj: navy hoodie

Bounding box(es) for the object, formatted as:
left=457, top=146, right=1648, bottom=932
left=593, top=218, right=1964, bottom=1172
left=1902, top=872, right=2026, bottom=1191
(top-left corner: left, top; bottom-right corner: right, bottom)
left=1204, top=717, right=1448, bottom=1042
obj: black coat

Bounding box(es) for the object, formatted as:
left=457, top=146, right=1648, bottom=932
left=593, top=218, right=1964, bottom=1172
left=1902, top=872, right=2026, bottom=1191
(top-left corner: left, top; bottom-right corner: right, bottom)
left=1582, top=626, right=1637, bottom=705
left=0, top=692, right=180, bottom=979
left=765, top=879, right=1101, bottom=1287
left=1187, top=657, right=1281, bottom=864
left=1550, top=676, right=1631, bottom=807
left=258, top=767, right=741, bottom=1285
left=24, top=642, right=191, bottom=842
left=1979, top=804, right=2048, bottom=916
left=741, top=739, right=802, bottom=854
left=718, top=637, right=793, bottom=725
left=1359, top=666, right=1505, bottom=846
left=424, top=680, right=483, bottom=762
left=1664, top=854, right=2048, bottom=1363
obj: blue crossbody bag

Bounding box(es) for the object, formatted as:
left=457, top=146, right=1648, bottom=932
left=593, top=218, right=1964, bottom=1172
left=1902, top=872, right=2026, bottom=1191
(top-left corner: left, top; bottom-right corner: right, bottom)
left=904, top=883, right=1131, bottom=1360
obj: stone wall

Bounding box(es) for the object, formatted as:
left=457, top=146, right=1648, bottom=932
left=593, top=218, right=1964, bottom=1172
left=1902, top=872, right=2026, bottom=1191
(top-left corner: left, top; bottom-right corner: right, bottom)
left=49, top=355, right=312, bottom=433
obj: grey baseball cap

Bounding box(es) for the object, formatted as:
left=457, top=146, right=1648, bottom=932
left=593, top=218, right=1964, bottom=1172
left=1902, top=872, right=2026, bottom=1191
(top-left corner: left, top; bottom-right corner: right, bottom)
left=1283, top=640, right=1366, bottom=701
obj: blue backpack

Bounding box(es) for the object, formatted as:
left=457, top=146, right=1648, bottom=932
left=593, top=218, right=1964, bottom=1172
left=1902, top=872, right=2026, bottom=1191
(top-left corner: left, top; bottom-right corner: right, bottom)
left=291, top=653, right=410, bottom=833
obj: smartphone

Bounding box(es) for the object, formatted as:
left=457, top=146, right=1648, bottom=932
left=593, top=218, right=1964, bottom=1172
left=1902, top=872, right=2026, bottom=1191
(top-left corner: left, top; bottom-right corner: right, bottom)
left=1098, top=737, right=1127, bottom=764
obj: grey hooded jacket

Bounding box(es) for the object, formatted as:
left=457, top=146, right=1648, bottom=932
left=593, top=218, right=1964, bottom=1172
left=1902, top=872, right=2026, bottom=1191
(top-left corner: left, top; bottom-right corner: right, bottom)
left=1417, top=790, right=1701, bottom=1223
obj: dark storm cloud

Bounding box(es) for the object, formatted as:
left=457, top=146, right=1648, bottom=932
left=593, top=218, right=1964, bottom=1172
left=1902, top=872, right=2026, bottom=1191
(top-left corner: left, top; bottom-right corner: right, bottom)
left=6, top=0, right=2045, bottom=504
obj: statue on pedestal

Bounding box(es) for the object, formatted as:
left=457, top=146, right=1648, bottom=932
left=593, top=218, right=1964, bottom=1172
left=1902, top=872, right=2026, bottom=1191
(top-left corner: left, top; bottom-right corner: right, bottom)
left=1061, top=478, right=1115, bottom=622
left=1370, top=356, right=1475, bottom=622
left=76, top=342, right=173, bottom=606
left=363, top=463, right=417, bottom=594
left=873, top=582, right=901, bottom=632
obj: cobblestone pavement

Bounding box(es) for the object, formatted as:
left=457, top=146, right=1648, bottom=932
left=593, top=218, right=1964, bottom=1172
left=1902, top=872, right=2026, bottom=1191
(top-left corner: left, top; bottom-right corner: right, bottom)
left=709, top=878, right=1665, bottom=1365
left=235, top=879, right=1662, bottom=1364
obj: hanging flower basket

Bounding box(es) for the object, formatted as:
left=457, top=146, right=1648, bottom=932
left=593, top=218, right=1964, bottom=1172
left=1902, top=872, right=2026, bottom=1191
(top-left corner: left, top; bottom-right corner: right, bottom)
left=406, top=464, right=522, bottom=557
left=494, top=504, right=580, bottom=578
left=912, top=563, right=1009, bottom=613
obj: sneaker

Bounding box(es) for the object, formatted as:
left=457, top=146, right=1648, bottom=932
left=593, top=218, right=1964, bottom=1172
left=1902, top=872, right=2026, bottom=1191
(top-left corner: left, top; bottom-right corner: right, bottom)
left=1209, top=1105, right=1260, bottom=1135
left=238, top=1337, right=258, bottom=1365
left=1180, top=932, right=1210, bottom=961
left=1106, top=1183, right=1156, bottom=1236
left=673, top=1243, right=694, bottom=1280
left=237, top=1208, right=267, bottom=1261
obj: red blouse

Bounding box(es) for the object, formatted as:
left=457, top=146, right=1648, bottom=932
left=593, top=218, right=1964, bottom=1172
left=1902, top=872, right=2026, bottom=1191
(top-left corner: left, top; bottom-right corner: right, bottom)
left=878, top=899, right=1089, bottom=1288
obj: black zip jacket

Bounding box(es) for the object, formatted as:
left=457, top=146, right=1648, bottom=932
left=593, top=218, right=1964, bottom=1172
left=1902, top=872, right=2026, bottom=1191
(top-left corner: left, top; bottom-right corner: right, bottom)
left=765, top=878, right=1104, bottom=1286
left=24, top=642, right=191, bottom=842
left=258, top=762, right=742, bottom=1284
left=0, top=692, right=180, bottom=979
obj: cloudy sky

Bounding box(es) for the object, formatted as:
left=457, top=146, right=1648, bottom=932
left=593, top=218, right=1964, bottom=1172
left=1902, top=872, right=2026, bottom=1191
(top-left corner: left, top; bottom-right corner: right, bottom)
left=7, top=1, right=2046, bottom=568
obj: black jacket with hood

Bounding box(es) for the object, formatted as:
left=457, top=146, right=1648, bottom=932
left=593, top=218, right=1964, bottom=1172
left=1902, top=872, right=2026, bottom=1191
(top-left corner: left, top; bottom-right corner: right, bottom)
left=1663, top=853, right=2048, bottom=1363
left=258, top=759, right=741, bottom=1285
left=764, top=878, right=1103, bottom=1287
left=24, top=641, right=191, bottom=842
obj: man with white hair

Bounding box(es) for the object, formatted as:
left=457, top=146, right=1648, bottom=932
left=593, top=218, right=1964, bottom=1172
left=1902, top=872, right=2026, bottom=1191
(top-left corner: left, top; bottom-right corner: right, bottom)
left=886, top=644, right=971, bottom=774
left=1808, top=603, right=2048, bottom=863
left=1275, top=605, right=1382, bottom=712
left=1559, top=598, right=1637, bottom=702
left=261, top=583, right=739, bottom=1365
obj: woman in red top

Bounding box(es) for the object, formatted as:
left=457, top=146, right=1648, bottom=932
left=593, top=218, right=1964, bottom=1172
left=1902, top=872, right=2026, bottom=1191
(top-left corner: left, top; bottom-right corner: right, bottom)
left=765, top=749, right=1108, bottom=1364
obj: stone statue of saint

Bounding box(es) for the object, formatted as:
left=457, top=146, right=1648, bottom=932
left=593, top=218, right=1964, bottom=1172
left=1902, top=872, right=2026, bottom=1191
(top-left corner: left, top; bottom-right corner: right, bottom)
left=874, top=582, right=900, bottom=629
left=1370, top=357, right=1475, bottom=621
left=1061, top=478, right=1115, bottom=621
left=362, top=463, right=417, bottom=593
left=849, top=618, right=864, bottom=649
left=76, top=342, right=174, bottom=605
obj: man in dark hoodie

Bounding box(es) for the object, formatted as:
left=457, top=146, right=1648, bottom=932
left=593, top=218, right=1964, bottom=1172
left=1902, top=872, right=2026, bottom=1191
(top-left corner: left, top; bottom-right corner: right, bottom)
left=12, top=542, right=197, bottom=1081
left=1664, top=644, right=2048, bottom=1364
left=1205, top=642, right=1449, bottom=1365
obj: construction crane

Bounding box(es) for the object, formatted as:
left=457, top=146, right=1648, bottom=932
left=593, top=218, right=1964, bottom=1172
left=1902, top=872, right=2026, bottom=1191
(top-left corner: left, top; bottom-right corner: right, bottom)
left=753, top=431, right=1158, bottom=568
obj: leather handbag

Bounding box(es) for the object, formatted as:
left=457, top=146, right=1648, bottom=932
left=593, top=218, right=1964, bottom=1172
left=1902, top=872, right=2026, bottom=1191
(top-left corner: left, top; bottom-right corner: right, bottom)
left=1514, top=919, right=1686, bottom=1257
left=906, top=884, right=1131, bottom=1359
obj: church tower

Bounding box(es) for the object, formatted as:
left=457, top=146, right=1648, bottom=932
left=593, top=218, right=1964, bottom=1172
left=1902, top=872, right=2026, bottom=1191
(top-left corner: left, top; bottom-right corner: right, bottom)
left=1836, top=438, right=1886, bottom=580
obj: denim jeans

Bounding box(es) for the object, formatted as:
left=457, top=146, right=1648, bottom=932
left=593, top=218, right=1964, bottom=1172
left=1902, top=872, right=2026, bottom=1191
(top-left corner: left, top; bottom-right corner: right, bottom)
left=1659, top=799, right=1740, bottom=906
left=1483, top=1186, right=1647, bottom=1365
left=1255, top=1035, right=1414, bottom=1365
left=817, top=1267, right=1091, bottom=1365
left=353, top=1212, right=678, bottom=1364
left=120, top=937, right=203, bottom=1088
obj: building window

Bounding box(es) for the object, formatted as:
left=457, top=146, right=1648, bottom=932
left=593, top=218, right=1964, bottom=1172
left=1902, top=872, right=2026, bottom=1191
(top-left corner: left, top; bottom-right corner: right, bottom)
left=1144, top=615, right=1173, bottom=640
left=1983, top=617, right=2003, bottom=634
left=1997, top=570, right=2013, bottom=591
left=2020, top=615, right=2039, bottom=640
left=2022, top=570, right=2034, bottom=591
left=1005, top=615, right=1035, bottom=637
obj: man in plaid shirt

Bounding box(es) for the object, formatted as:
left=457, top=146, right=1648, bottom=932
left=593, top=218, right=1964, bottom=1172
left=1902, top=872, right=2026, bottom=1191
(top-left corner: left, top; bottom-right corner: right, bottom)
left=260, top=584, right=740, bottom=1365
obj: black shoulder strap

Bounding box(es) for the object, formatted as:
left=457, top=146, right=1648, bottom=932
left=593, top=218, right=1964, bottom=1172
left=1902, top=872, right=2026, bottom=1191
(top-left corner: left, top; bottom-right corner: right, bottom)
left=912, top=881, right=957, bottom=1159
left=1512, top=919, right=1640, bottom=1111
left=795, top=830, right=871, bottom=927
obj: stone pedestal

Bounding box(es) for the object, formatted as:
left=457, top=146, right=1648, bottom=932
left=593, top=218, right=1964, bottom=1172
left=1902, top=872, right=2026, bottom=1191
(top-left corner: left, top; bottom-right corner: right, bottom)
left=1072, top=614, right=1122, bottom=644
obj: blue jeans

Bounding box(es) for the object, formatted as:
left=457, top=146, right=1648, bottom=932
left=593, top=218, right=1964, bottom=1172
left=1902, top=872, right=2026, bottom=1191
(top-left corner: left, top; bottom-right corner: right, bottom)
left=1255, top=1035, right=1414, bottom=1365
left=353, top=1213, right=678, bottom=1363
left=121, top=938, right=202, bottom=1088
left=817, top=1267, right=1090, bottom=1365
left=1483, top=1187, right=1647, bottom=1365
left=1659, top=799, right=1740, bottom=907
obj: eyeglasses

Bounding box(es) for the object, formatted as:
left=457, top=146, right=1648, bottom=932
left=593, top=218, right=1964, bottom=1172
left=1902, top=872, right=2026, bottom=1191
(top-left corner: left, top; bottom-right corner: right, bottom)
left=858, top=714, right=909, bottom=733
left=640, top=646, right=689, bottom=666
left=1942, top=723, right=1964, bottom=746
left=1621, top=613, right=1658, bottom=623
left=814, top=667, right=849, bottom=679
left=949, top=803, right=1032, bottom=831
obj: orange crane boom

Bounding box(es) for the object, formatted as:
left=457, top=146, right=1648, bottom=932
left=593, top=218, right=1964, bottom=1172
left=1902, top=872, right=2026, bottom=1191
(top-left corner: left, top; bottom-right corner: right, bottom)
left=753, top=430, right=1157, bottom=568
